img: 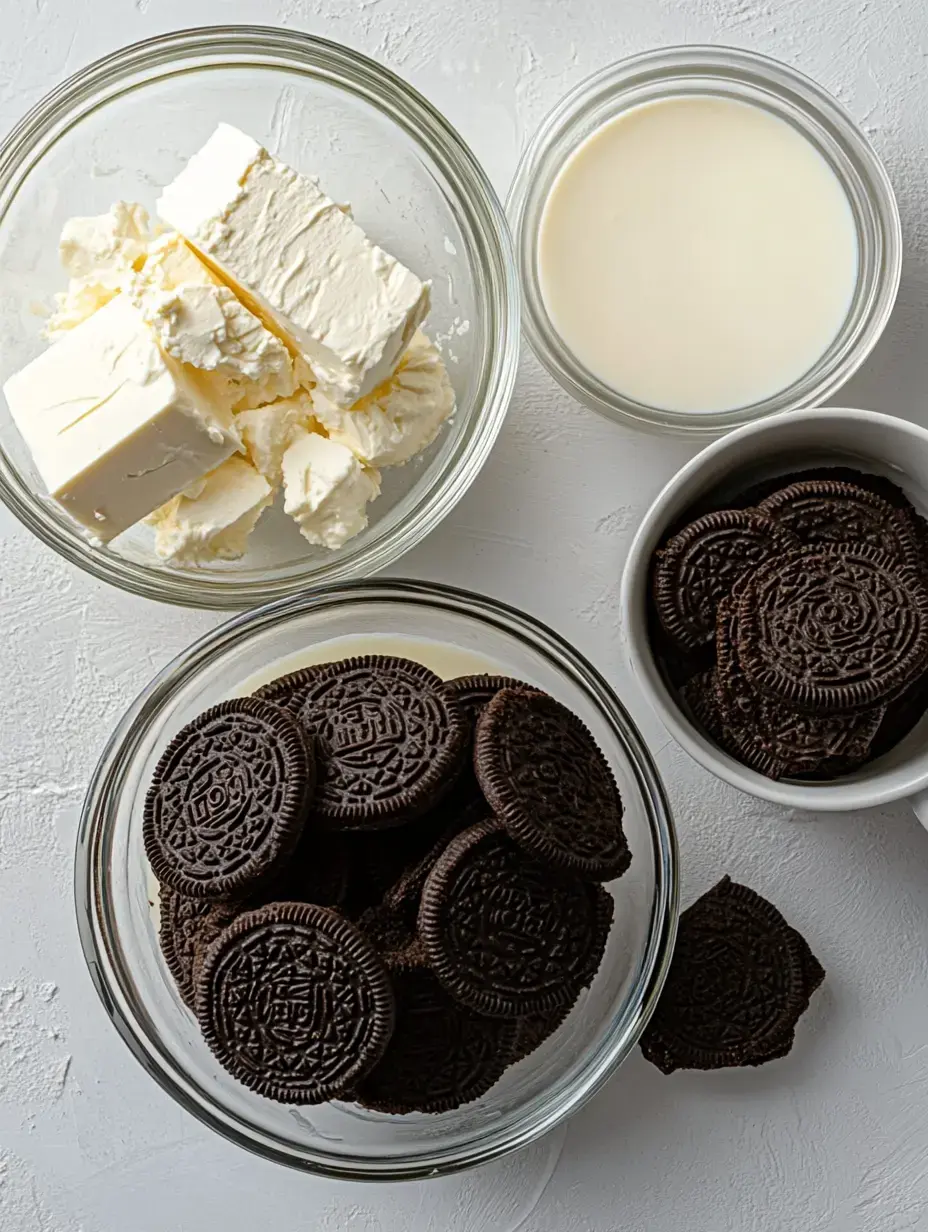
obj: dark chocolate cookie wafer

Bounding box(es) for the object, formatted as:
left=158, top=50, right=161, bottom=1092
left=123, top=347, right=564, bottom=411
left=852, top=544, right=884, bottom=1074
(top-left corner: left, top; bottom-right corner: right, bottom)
left=652, top=509, right=799, bottom=651
left=196, top=902, right=395, bottom=1104
left=511, top=998, right=577, bottom=1064
left=419, top=821, right=614, bottom=1018
left=287, top=657, right=466, bottom=829
left=640, top=877, right=823, bottom=1074
left=144, top=699, right=314, bottom=899
left=866, top=668, right=928, bottom=762
left=737, top=545, right=928, bottom=713
left=444, top=675, right=536, bottom=810
left=757, top=478, right=922, bottom=568
left=253, top=664, right=324, bottom=707
left=714, top=594, right=885, bottom=779
left=475, top=689, right=629, bottom=881
left=354, top=966, right=518, bottom=1114
left=158, top=888, right=243, bottom=1010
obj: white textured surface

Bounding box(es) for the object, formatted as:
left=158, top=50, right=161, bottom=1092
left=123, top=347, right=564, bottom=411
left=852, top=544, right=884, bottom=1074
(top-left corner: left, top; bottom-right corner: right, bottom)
left=2, top=2, right=928, bottom=1230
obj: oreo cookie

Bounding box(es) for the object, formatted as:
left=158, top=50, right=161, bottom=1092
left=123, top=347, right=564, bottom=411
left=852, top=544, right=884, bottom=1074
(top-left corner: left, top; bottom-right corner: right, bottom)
left=738, top=545, right=928, bottom=713
left=158, top=888, right=242, bottom=1009
left=196, top=902, right=395, bottom=1104
left=757, top=478, right=922, bottom=567
left=444, top=674, right=535, bottom=811
left=652, top=509, right=798, bottom=651
left=286, top=657, right=466, bottom=829
left=354, top=966, right=518, bottom=1114
left=714, top=594, right=885, bottom=779
left=475, top=689, right=629, bottom=881
left=640, top=877, right=823, bottom=1074
left=511, top=999, right=576, bottom=1064
left=143, top=699, right=314, bottom=899
left=418, top=820, right=613, bottom=1018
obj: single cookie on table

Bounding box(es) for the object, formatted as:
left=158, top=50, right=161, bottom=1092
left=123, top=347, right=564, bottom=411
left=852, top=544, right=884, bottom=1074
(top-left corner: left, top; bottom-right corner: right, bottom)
left=354, top=962, right=519, bottom=1115
left=143, top=699, right=314, bottom=900
left=713, top=594, right=885, bottom=780
left=279, top=656, right=467, bottom=830
left=756, top=478, right=922, bottom=568
left=651, top=508, right=799, bottom=651
left=639, top=877, right=824, bottom=1074
left=737, top=545, right=928, bottom=714
left=475, top=689, right=630, bottom=881
left=418, top=820, right=614, bottom=1018
left=196, top=901, right=395, bottom=1105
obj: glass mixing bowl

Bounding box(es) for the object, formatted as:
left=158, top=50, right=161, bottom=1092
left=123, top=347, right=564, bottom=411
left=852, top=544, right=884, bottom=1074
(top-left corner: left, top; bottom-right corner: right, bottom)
left=508, top=46, right=901, bottom=436
left=76, top=580, right=678, bottom=1180
left=0, top=28, right=518, bottom=608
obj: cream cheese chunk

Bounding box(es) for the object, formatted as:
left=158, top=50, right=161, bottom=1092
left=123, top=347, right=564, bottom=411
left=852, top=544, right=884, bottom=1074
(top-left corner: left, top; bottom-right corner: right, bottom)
left=281, top=433, right=380, bottom=549
left=147, top=455, right=273, bottom=563
left=235, top=390, right=315, bottom=486
left=132, top=234, right=297, bottom=413
left=311, top=330, right=454, bottom=467
left=4, top=296, right=241, bottom=541
left=45, top=201, right=151, bottom=338
left=157, top=124, right=430, bottom=407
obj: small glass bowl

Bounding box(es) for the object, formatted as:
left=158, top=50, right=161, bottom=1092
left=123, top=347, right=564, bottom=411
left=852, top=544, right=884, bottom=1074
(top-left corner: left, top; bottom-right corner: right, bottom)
left=0, top=27, right=518, bottom=608
left=75, top=580, right=678, bottom=1181
left=507, top=45, right=901, bottom=436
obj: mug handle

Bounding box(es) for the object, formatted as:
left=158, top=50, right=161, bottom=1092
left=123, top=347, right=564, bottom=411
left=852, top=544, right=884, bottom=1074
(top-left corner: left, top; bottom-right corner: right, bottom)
left=909, top=788, right=928, bottom=830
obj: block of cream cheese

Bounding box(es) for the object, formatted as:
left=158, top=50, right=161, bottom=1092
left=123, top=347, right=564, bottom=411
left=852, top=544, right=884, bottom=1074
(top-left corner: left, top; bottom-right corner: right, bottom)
left=235, top=390, right=315, bottom=486
left=157, top=124, right=430, bottom=407
left=311, top=330, right=454, bottom=468
left=45, top=201, right=151, bottom=338
left=281, top=433, right=380, bottom=550
left=133, top=234, right=297, bottom=413
left=147, top=455, right=273, bottom=563
left=4, top=296, right=241, bottom=541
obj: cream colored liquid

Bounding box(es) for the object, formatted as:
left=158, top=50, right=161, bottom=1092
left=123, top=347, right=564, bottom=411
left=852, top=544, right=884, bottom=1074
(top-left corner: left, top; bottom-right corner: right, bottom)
left=538, top=96, right=859, bottom=414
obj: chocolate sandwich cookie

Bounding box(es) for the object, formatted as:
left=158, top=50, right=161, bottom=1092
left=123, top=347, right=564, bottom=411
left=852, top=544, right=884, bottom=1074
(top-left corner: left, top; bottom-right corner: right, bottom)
left=475, top=689, right=629, bottom=881
left=714, top=594, right=885, bottom=779
left=444, top=674, right=537, bottom=811
left=418, top=820, right=614, bottom=1018
left=652, top=509, right=798, bottom=651
left=511, top=998, right=577, bottom=1064
left=640, top=877, right=823, bottom=1074
left=143, top=699, right=314, bottom=899
left=286, top=656, right=466, bottom=829
left=737, top=544, right=928, bottom=713
left=866, top=668, right=928, bottom=762
left=757, top=478, right=922, bottom=568
left=253, top=664, right=324, bottom=708
left=158, top=888, right=243, bottom=1010
left=354, top=966, right=518, bottom=1114
left=196, top=902, right=395, bottom=1104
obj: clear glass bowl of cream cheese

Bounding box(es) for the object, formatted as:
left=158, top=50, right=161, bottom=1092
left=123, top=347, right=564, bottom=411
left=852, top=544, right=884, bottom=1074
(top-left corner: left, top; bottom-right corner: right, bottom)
left=75, top=579, right=678, bottom=1180
left=0, top=27, right=518, bottom=608
left=508, top=45, right=901, bottom=436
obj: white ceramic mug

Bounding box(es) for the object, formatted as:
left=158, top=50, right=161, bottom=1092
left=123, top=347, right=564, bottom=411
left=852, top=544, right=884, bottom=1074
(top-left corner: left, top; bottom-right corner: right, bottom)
left=621, top=407, right=928, bottom=819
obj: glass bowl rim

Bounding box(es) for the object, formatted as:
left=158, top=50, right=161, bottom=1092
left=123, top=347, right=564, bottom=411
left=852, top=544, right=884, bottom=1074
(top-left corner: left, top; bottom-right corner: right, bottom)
left=74, top=577, right=679, bottom=1181
left=0, top=25, right=520, bottom=609
left=506, top=43, right=902, bottom=437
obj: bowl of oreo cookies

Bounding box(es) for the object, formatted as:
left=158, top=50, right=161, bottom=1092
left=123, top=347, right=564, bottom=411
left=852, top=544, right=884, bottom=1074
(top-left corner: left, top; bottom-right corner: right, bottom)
left=76, top=580, right=678, bottom=1179
left=623, top=407, right=928, bottom=815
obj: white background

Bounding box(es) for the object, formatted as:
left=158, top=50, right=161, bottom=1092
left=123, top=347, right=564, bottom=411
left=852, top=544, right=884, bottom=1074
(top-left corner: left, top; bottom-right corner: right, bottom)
left=3, top=1, right=928, bottom=1230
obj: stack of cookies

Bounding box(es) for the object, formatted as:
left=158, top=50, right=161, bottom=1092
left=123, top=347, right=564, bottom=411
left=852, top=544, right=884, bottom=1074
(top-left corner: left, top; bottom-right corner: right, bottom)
left=650, top=469, right=928, bottom=781
left=144, top=656, right=630, bottom=1111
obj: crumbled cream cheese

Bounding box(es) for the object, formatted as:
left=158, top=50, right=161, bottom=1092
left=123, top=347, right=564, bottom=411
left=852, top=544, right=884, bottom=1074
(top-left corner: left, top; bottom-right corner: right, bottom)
left=45, top=201, right=151, bottom=338
left=147, top=455, right=273, bottom=563
left=235, top=391, right=316, bottom=486
left=311, top=330, right=455, bottom=468
left=157, top=123, right=430, bottom=407
left=281, top=433, right=380, bottom=549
